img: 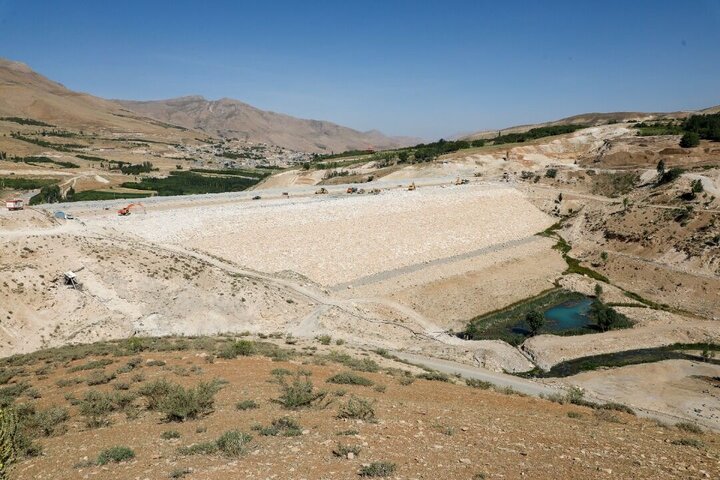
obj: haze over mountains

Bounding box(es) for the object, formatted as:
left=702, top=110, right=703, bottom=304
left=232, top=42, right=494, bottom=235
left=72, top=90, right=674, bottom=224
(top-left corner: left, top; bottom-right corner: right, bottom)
left=0, top=58, right=416, bottom=153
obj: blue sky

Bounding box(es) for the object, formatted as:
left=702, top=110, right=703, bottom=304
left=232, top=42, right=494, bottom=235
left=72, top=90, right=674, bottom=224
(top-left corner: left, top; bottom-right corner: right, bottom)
left=1, top=0, right=719, bottom=139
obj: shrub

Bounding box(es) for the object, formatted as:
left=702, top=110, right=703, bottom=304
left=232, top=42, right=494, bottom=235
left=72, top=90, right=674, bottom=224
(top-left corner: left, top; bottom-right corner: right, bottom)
left=326, top=352, right=380, bottom=372
left=170, top=467, right=191, bottom=478
left=397, top=375, right=416, bottom=386
left=138, top=378, right=173, bottom=410
left=235, top=400, right=259, bottom=411
left=161, top=430, right=181, bottom=440
left=671, top=438, right=704, bottom=448
left=126, top=338, right=145, bottom=353
left=333, top=443, right=361, bottom=457
left=594, top=409, right=621, bottom=423
left=416, top=371, right=451, bottom=382
left=567, top=411, right=583, bottom=419
left=525, top=310, right=545, bottom=336
left=177, top=441, right=218, bottom=455
left=69, top=359, right=114, bottom=372
left=590, top=301, right=632, bottom=332
left=359, top=461, right=396, bottom=477
left=680, top=132, right=700, bottom=148
left=465, top=378, right=493, bottom=390
left=658, top=167, right=684, bottom=185
left=691, top=179, right=704, bottom=193
left=96, top=446, right=135, bottom=465
left=79, top=390, right=115, bottom=428
left=350, top=358, right=380, bottom=373
left=258, top=417, right=302, bottom=437
left=217, top=340, right=255, bottom=359
left=336, top=429, right=359, bottom=436
left=326, top=372, right=374, bottom=386
left=0, top=408, right=17, bottom=472
left=545, top=168, right=557, bottom=178
left=317, top=335, right=332, bottom=345
left=337, top=396, right=375, bottom=421
left=157, top=380, right=222, bottom=422
left=85, top=371, right=116, bottom=386
left=676, top=422, right=703, bottom=434
left=597, top=402, right=635, bottom=415
left=216, top=430, right=252, bottom=457
left=277, top=373, right=326, bottom=409
left=28, top=406, right=69, bottom=436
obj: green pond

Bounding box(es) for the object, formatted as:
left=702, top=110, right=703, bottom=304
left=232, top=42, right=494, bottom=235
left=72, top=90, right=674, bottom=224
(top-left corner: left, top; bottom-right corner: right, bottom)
left=511, top=297, right=594, bottom=334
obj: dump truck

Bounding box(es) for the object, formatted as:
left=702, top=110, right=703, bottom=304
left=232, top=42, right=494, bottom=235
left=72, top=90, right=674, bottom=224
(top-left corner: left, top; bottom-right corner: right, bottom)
left=407, top=182, right=416, bottom=191
left=5, top=199, right=24, bottom=211
left=315, top=188, right=328, bottom=194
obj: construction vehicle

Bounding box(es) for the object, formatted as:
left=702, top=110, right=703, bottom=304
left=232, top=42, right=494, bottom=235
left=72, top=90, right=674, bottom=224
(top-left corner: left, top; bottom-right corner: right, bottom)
left=407, top=182, right=416, bottom=191
left=252, top=195, right=262, bottom=200
left=357, top=188, right=366, bottom=194
left=5, top=199, right=23, bottom=211
left=346, top=187, right=357, bottom=194
left=315, top=188, right=328, bottom=194
left=370, top=188, right=381, bottom=195
left=454, top=177, right=469, bottom=185
left=117, top=203, right=146, bottom=216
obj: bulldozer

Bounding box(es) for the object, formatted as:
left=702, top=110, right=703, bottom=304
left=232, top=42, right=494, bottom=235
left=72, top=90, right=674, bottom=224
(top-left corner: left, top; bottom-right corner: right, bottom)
left=315, top=187, right=328, bottom=194
left=117, top=203, right=146, bottom=216
left=407, top=182, right=416, bottom=191
left=454, top=177, right=469, bottom=185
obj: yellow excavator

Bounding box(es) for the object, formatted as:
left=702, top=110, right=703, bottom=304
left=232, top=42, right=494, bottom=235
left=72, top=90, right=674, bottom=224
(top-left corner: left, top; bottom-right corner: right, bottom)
left=407, top=182, right=416, bottom=191
left=117, top=203, right=146, bottom=216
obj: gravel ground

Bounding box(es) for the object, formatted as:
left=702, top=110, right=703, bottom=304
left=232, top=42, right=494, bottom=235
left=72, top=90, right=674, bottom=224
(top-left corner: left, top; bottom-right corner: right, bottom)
left=90, top=184, right=552, bottom=286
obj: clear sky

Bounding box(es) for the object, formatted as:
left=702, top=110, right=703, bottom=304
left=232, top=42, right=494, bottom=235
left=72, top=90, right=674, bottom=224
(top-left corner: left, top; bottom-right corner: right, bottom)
left=1, top=0, right=719, bottom=139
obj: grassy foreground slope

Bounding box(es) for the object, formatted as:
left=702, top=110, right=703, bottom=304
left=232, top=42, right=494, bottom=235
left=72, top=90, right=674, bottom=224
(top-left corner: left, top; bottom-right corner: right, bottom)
left=1, top=336, right=717, bottom=480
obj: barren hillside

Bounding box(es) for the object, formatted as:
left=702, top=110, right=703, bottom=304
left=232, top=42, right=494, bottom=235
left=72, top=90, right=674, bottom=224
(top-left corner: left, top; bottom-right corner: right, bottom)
left=116, top=96, right=417, bottom=153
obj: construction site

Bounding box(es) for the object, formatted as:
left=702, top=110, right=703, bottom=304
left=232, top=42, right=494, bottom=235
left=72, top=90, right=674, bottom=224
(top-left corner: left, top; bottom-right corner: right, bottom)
left=2, top=118, right=720, bottom=438
left=0, top=48, right=719, bottom=478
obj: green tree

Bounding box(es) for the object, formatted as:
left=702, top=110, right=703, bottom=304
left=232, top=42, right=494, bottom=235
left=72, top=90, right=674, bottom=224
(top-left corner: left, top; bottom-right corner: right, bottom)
left=525, top=310, right=545, bottom=336
left=656, top=159, right=665, bottom=175
left=691, top=179, right=704, bottom=193
left=679, top=132, right=700, bottom=148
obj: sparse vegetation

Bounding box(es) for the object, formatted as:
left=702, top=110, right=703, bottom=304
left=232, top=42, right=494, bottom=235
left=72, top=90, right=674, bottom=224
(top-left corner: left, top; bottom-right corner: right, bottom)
left=276, top=372, right=326, bottom=409
left=337, top=396, right=375, bottom=421
left=333, top=443, right=362, bottom=457
left=676, top=422, right=703, bottom=434
left=235, top=399, right=259, bottom=411
left=79, top=390, right=115, bottom=428
left=96, top=446, right=135, bottom=464
left=326, top=372, right=374, bottom=386
left=161, top=430, right=181, bottom=440
left=359, top=461, right=396, bottom=477
left=465, top=378, right=493, bottom=390
left=155, top=380, right=222, bottom=422
left=257, top=416, right=302, bottom=437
